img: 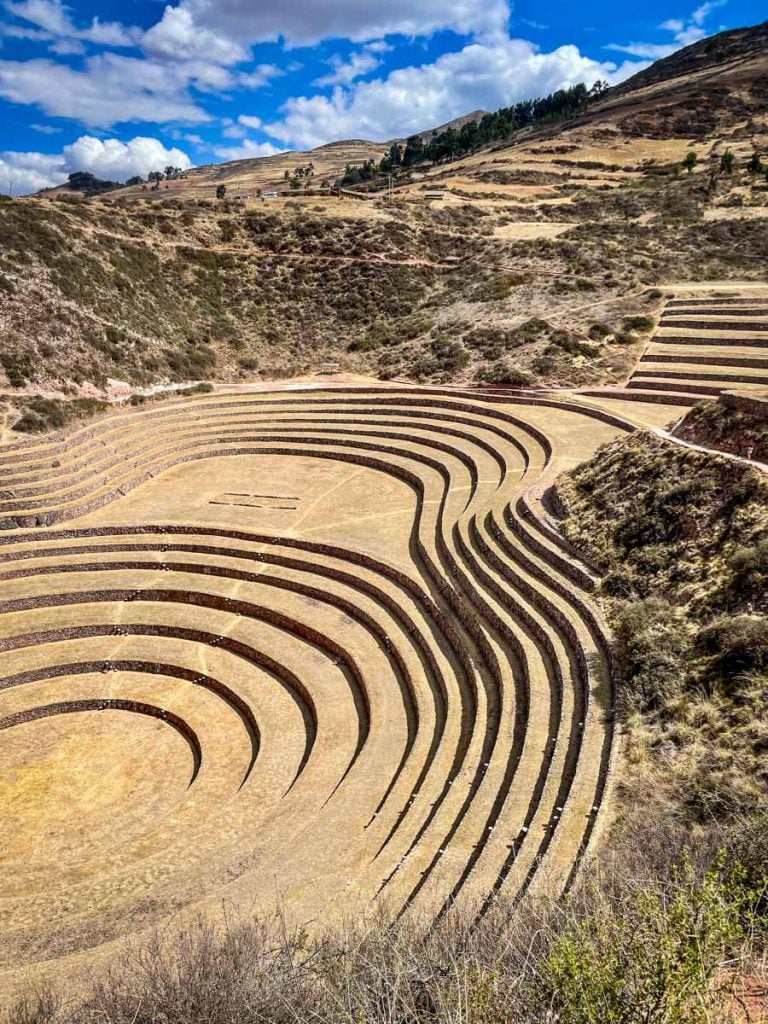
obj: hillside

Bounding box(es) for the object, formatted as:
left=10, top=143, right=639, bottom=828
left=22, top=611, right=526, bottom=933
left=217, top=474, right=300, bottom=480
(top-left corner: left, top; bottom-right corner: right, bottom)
left=607, top=18, right=768, bottom=97
left=138, top=138, right=390, bottom=200
left=556, top=426, right=768, bottom=881
left=1, top=20, right=767, bottom=424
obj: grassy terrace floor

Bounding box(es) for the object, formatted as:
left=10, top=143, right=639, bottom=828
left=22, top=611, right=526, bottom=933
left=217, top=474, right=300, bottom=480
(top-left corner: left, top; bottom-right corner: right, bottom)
left=0, top=385, right=635, bottom=1000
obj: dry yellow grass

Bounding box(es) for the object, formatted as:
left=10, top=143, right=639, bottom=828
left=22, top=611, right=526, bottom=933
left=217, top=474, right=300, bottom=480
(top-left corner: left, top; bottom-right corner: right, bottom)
left=0, top=383, right=635, bottom=1001
left=493, top=222, right=573, bottom=240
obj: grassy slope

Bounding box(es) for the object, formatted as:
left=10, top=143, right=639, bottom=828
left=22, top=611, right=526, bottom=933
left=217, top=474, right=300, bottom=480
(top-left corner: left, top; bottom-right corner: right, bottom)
left=2, top=145, right=768, bottom=414
left=0, top=192, right=646, bottom=397
left=676, top=400, right=768, bottom=463
left=556, top=432, right=768, bottom=833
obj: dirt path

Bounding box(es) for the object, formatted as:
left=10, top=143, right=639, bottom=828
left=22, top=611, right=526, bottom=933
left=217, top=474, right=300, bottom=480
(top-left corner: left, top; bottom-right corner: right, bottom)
left=655, top=425, right=768, bottom=473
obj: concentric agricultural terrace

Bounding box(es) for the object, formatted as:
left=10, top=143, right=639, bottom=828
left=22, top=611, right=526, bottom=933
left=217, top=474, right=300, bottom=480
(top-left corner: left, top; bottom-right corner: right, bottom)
left=1, top=289, right=765, bottom=993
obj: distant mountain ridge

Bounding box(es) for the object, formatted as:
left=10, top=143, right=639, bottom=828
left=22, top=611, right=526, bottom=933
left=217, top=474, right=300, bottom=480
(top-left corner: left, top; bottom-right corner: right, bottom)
left=414, top=109, right=491, bottom=140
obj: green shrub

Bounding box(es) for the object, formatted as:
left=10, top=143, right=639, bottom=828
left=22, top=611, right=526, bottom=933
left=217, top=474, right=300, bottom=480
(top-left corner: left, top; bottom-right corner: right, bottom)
left=727, top=540, right=768, bottom=608
left=1, top=350, right=36, bottom=387
left=623, top=315, right=655, bottom=332
left=472, top=274, right=517, bottom=302
left=588, top=321, right=612, bottom=340
left=614, top=599, right=693, bottom=712
left=463, top=325, right=526, bottom=356
left=13, top=397, right=108, bottom=433
left=613, top=330, right=638, bottom=346
left=724, top=811, right=768, bottom=917
left=696, top=614, right=768, bottom=690
left=475, top=357, right=532, bottom=387
left=548, top=330, right=593, bottom=356
left=545, top=859, right=755, bottom=1024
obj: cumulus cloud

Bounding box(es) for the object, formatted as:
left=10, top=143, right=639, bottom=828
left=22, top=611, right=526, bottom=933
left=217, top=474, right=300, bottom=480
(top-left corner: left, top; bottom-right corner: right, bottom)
left=167, top=0, right=511, bottom=47
left=0, top=134, right=193, bottom=194
left=64, top=135, right=192, bottom=178
left=265, top=37, right=641, bottom=149
left=314, top=47, right=384, bottom=87
left=0, top=149, right=61, bottom=193
left=141, top=5, right=248, bottom=64
left=212, top=137, right=285, bottom=160
left=0, top=53, right=212, bottom=126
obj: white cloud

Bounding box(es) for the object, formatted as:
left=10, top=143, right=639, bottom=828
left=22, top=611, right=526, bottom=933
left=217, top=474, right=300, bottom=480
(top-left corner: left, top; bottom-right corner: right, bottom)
left=212, top=137, right=285, bottom=160
left=48, top=37, right=84, bottom=54
left=238, top=114, right=263, bottom=130
left=608, top=1, right=727, bottom=59
left=0, top=53, right=212, bottom=126
left=237, top=62, right=283, bottom=88
left=608, top=41, right=680, bottom=58
left=64, top=135, right=192, bottom=178
left=4, top=0, right=141, bottom=47
left=168, top=128, right=204, bottom=144
left=163, top=0, right=512, bottom=48
left=0, top=149, right=61, bottom=193
left=264, top=37, right=641, bottom=149
left=0, top=21, right=49, bottom=39
left=314, top=48, right=383, bottom=87
left=141, top=5, right=247, bottom=64
left=691, top=0, right=727, bottom=25
left=221, top=122, right=247, bottom=138
left=0, top=134, right=192, bottom=194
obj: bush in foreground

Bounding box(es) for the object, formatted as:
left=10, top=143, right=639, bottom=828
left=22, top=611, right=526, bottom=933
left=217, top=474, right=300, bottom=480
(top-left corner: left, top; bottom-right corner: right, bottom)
left=11, top=853, right=765, bottom=1024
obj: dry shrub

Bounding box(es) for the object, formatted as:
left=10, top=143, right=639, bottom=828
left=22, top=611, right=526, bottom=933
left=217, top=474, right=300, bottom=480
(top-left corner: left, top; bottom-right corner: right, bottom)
left=12, top=838, right=765, bottom=1024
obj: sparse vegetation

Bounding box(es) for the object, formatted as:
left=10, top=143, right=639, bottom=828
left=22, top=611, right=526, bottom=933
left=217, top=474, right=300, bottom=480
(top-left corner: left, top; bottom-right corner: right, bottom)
left=474, top=356, right=532, bottom=386
left=10, top=850, right=765, bottom=1024
left=12, top=396, right=108, bottom=432
left=558, top=432, right=768, bottom=831
left=682, top=151, right=698, bottom=174
left=675, top=400, right=768, bottom=462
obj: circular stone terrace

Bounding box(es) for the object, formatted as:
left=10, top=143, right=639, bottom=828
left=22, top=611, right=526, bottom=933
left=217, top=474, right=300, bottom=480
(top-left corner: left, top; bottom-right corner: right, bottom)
left=0, top=381, right=680, bottom=998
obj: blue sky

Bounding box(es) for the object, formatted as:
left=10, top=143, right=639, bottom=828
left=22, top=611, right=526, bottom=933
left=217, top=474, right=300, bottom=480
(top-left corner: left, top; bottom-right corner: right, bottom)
left=0, top=0, right=763, bottom=192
